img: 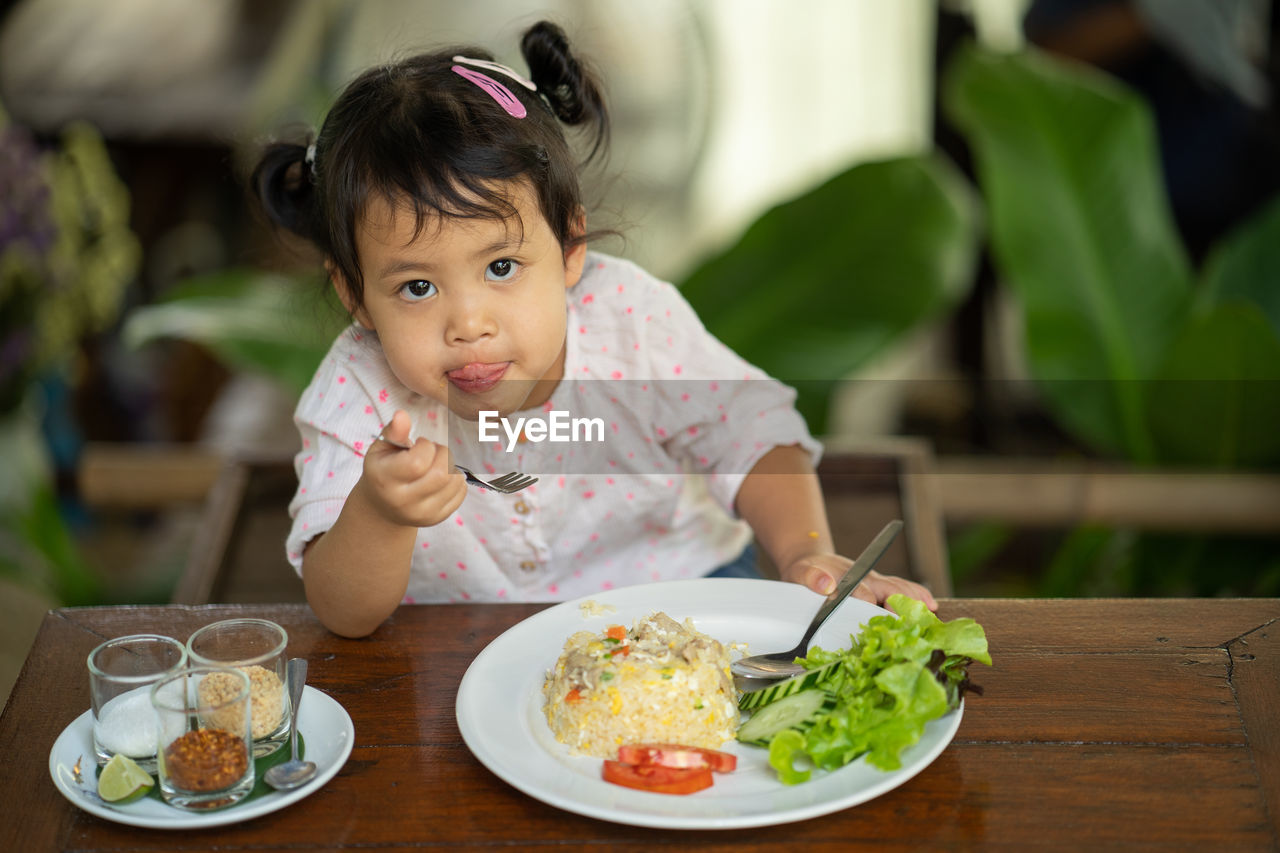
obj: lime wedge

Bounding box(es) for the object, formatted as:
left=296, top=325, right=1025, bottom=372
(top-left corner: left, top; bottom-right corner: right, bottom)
left=98, top=753, right=154, bottom=803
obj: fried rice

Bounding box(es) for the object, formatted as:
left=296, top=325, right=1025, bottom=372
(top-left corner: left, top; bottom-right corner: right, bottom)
left=541, top=611, right=738, bottom=758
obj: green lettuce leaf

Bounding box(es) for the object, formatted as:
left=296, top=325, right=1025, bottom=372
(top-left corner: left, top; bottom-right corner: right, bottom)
left=767, top=730, right=813, bottom=784
left=751, top=594, right=991, bottom=783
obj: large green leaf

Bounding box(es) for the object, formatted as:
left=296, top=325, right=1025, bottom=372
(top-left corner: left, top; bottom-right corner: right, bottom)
left=1146, top=303, right=1280, bottom=468
left=679, top=155, right=979, bottom=432
left=1200, top=193, right=1280, bottom=337
left=943, top=45, right=1194, bottom=463
left=123, top=269, right=347, bottom=395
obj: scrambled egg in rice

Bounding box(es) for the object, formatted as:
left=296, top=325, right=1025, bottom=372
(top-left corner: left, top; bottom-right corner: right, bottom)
left=542, top=612, right=738, bottom=758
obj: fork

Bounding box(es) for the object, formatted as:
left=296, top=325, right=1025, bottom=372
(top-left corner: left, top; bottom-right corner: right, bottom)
left=374, top=431, right=537, bottom=493
left=454, top=465, right=538, bottom=493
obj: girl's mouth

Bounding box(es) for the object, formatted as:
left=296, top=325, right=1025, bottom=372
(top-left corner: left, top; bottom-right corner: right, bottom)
left=446, top=362, right=509, bottom=394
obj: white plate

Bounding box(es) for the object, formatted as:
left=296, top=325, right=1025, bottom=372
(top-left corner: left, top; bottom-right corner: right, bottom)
left=49, top=686, right=354, bottom=829
left=456, top=578, right=962, bottom=829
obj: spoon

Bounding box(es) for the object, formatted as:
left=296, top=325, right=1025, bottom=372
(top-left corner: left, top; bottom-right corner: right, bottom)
left=730, top=519, right=903, bottom=680
left=264, top=657, right=317, bottom=790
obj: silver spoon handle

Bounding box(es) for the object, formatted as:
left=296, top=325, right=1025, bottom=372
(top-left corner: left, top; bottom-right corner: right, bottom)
left=286, top=657, right=308, bottom=755
left=794, top=519, right=903, bottom=651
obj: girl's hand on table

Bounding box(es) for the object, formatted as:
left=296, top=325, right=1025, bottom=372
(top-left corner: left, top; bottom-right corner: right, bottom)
left=782, top=553, right=938, bottom=612
left=360, top=409, right=467, bottom=528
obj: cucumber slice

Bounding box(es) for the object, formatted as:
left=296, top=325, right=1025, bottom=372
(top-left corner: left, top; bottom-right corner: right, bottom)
left=738, top=661, right=839, bottom=710
left=736, top=689, right=837, bottom=746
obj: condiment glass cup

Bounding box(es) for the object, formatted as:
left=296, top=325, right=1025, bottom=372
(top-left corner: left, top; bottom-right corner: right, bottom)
left=151, top=665, right=255, bottom=810
left=87, top=634, right=188, bottom=772
left=186, top=619, right=290, bottom=757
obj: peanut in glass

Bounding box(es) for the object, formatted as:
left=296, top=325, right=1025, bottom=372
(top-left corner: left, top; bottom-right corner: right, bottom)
left=185, top=618, right=289, bottom=757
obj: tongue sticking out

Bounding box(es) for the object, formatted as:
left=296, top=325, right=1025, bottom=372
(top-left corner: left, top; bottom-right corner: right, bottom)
left=446, top=362, right=507, bottom=391
left=448, top=363, right=503, bottom=381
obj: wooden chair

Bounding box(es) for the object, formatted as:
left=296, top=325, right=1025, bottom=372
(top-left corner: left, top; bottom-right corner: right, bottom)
left=169, top=445, right=952, bottom=604
left=81, top=436, right=952, bottom=605
left=76, top=443, right=305, bottom=605
left=170, top=455, right=305, bottom=605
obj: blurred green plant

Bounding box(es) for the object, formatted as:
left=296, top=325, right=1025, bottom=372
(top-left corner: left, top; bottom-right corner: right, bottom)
left=679, top=155, right=981, bottom=433
left=0, top=103, right=142, bottom=604
left=945, top=45, right=1280, bottom=469
left=122, top=268, right=346, bottom=398
left=943, top=44, right=1280, bottom=595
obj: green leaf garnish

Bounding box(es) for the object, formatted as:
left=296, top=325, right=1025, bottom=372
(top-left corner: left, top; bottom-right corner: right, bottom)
left=748, top=594, right=990, bottom=782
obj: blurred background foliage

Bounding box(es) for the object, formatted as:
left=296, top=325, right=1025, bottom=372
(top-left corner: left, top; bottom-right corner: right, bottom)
left=679, top=154, right=980, bottom=434
left=0, top=104, right=142, bottom=604
left=945, top=45, right=1280, bottom=471
left=1, top=0, right=1278, bottom=614
left=123, top=269, right=345, bottom=399
left=940, top=43, right=1280, bottom=597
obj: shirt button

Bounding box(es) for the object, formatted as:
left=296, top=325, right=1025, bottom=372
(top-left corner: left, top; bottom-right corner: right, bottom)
left=520, top=560, right=537, bottom=571
left=514, top=500, right=530, bottom=514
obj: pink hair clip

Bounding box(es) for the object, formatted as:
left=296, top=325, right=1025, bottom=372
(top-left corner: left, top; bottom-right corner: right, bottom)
left=452, top=55, right=536, bottom=91
left=452, top=65, right=527, bottom=119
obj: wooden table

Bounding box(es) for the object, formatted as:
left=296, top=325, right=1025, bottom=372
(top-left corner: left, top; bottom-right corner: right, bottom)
left=4, top=598, right=1278, bottom=851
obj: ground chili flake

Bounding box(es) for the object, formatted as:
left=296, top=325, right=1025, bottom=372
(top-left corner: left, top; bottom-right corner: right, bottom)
left=164, top=728, right=248, bottom=791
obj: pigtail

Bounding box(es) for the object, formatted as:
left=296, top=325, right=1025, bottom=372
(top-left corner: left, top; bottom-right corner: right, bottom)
left=251, top=140, right=323, bottom=246
left=521, top=21, right=609, bottom=161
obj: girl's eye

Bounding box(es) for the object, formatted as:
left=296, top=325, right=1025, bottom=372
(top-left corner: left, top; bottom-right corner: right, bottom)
left=401, top=280, right=437, bottom=301
left=486, top=259, right=520, bottom=281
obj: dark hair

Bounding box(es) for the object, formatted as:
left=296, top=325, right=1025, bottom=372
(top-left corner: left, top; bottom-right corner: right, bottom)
left=252, top=20, right=609, bottom=309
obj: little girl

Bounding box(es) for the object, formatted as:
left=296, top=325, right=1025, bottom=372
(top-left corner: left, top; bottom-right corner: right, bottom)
left=253, top=21, right=936, bottom=637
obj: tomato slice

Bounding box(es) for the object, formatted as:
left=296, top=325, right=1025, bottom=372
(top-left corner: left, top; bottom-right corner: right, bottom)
left=616, top=743, right=738, bottom=773
left=601, top=760, right=714, bottom=795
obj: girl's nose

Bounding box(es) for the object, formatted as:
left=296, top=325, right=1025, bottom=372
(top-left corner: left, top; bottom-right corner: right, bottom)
left=446, top=292, right=498, bottom=343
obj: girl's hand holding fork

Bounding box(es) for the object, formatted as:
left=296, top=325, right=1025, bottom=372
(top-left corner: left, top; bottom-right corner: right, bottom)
left=301, top=409, right=466, bottom=637
left=363, top=409, right=468, bottom=529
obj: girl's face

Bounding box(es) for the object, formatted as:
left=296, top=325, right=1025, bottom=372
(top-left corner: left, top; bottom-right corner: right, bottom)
left=336, top=181, right=585, bottom=420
